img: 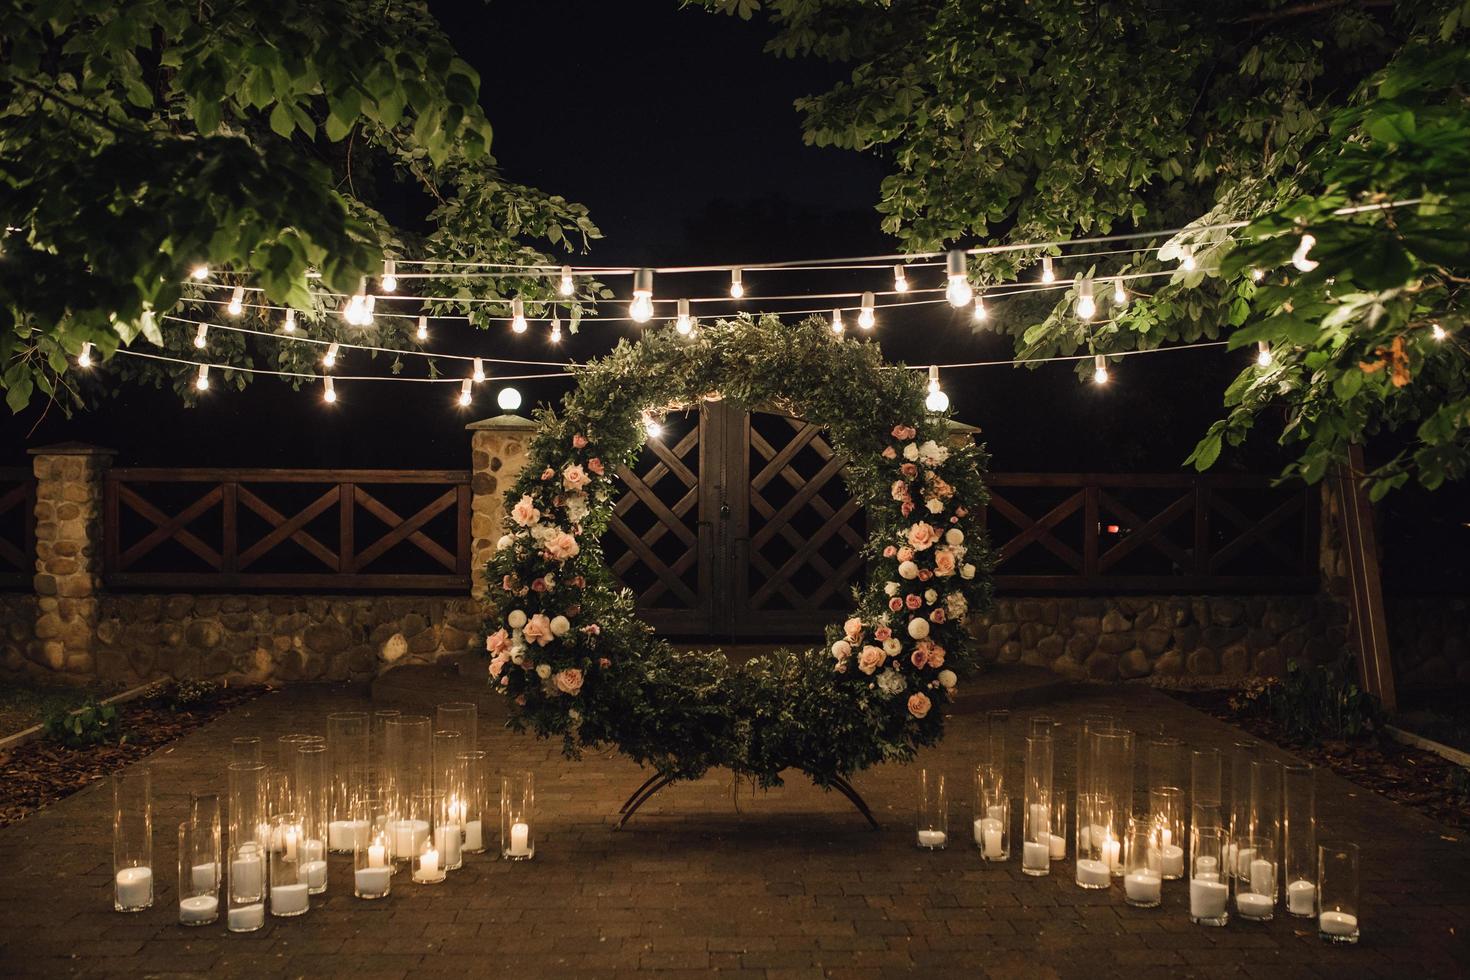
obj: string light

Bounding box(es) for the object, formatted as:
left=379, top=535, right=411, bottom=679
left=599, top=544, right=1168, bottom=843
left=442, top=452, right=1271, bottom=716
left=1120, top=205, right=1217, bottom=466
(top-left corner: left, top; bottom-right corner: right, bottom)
left=190, top=265, right=210, bottom=281
left=973, top=292, right=988, bottom=322
left=1112, top=277, right=1127, bottom=305
left=283, top=309, right=297, bottom=333
left=858, top=291, right=876, bottom=330
left=729, top=269, right=744, bottom=299
left=193, top=323, right=208, bottom=348
left=675, top=298, right=693, bottom=335
left=642, top=412, right=663, bottom=438
left=511, top=297, right=528, bottom=334
left=458, top=378, right=472, bottom=406
left=1041, top=255, right=1056, bottom=284
left=550, top=314, right=563, bottom=343
left=559, top=265, right=574, bottom=297
left=945, top=250, right=973, bottom=308
left=1075, top=277, right=1096, bottom=321
left=77, top=342, right=93, bottom=367
left=894, top=264, right=910, bottom=293
left=362, top=293, right=376, bottom=325
left=925, top=365, right=949, bottom=413
left=195, top=364, right=210, bottom=391
left=323, top=342, right=340, bottom=367
left=497, top=387, right=522, bottom=411
left=629, top=268, right=654, bottom=323
left=1432, top=323, right=1446, bottom=341
left=417, top=315, right=428, bottom=341
left=473, top=357, right=486, bottom=383
left=1291, top=233, right=1319, bottom=272
left=1093, top=354, right=1109, bottom=385
left=831, top=308, right=845, bottom=335
left=1250, top=267, right=1265, bottom=283
left=381, top=259, right=398, bottom=293
left=1256, top=342, right=1272, bottom=367
left=1179, top=245, right=1197, bottom=271
left=227, top=286, right=245, bottom=317
left=323, top=376, right=336, bottom=403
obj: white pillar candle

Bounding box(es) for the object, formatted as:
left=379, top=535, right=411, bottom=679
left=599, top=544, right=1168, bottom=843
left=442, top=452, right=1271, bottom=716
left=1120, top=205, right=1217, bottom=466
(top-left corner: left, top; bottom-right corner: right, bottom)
left=413, top=848, right=441, bottom=882
left=1159, top=827, right=1173, bottom=847
left=329, top=820, right=369, bottom=851
left=301, top=860, right=328, bottom=891
left=1236, top=892, right=1274, bottom=919
left=980, top=817, right=1004, bottom=859
left=916, top=829, right=947, bottom=848
left=282, top=828, right=298, bottom=862
left=1124, top=871, right=1162, bottom=905
left=367, top=844, right=387, bottom=869
left=115, top=866, right=153, bottom=909
left=986, top=804, right=1005, bottom=821
left=509, top=821, right=532, bottom=857
left=1075, top=859, right=1111, bottom=887
left=270, top=882, right=309, bottom=915
left=302, top=838, right=325, bottom=862
left=1048, top=833, right=1066, bottom=860
left=1248, top=859, right=1275, bottom=897
left=1319, top=910, right=1358, bottom=937
left=178, top=895, right=218, bottom=924
left=464, top=820, right=483, bottom=851
left=1287, top=879, right=1317, bottom=916
left=391, top=819, right=430, bottom=857
left=230, top=855, right=264, bottom=898
left=1022, top=840, right=1050, bottom=871
left=1102, top=837, right=1121, bottom=872
left=1028, top=804, right=1048, bottom=833
left=1189, top=877, right=1229, bottom=919
left=1078, top=825, right=1091, bottom=852
left=435, top=824, right=463, bottom=867
left=190, top=862, right=218, bottom=893
left=1158, top=844, right=1185, bottom=878
left=1195, top=855, right=1218, bottom=877
left=354, top=866, right=391, bottom=898
left=1235, top=846, right=1255, bottom=876
left=227, top=902, right=264, bottom=932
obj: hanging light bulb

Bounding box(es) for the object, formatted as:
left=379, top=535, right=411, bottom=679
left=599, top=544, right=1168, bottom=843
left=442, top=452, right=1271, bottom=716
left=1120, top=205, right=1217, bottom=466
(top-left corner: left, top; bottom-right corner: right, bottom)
left=1113, top=277, right=1127, bottom=305
left=1291, top=233, right=1319, bottom=272
left=192, top=323, right=209, bottom=349
left=458, top=378, right=472, bottom=406
left=361, top=293, right=375, bottom=325
left=1075, top=277, right=1096, bottom=321
left=1250, top=267, right=1265, bottom=283
left=893, top=264, right=910, bottom=293
left=341, top=294, right=361, bottom=325
left=416, top=315, right=428, bottom=341
left=190, top=264, right=210, bottom=281
left=831, top=308, right=845, bottom=335
left=675, top=298, right=693, bottom=335
left=1256, top=342, right=1273, bottom=367
left=323, top=342, right=339, bottom=368
left=195, top=364, right=210, bottom=391
left=972, top=292, right=988, bottom=322
left=559, top=265, right=574, bottom=297
left=729, top=269, right=744, bottom=299
left=381, top=259, right=397, bottom=293
left=925, top=365, right=949, bottom=413
left=858, top=291, right=876, bottom=330
left=642, top=412, right=663, bottom=439
left=227, top=286, right=245, bottom=317
left=945, top=250, right=973, bottom=307
left=77, top=342, right=93, bottom=368
left=1432, top=322, right=1447, bottom=341
left=1041, top=255, right=1056, bottom=284
left=283, top=309, right=297, bottom=333
left=1093, top=354, right=1109, bottom=385
left=629, top=268, right=654, bottom=323
left=323, top=376, right=336, bottom=403
left=497, top=387, right=522, bottom=411
left=472, top=357, right=486, bottom=383
left=511, top=297, right=528, bottom=334
left=1180, top=245, right=1197, bottom=272
left=550, top=314, right=563, bottom=344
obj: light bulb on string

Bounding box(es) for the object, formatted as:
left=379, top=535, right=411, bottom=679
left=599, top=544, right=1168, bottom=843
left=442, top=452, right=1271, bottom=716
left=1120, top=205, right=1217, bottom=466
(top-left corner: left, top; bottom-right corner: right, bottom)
left=472, top=357, right=486, bottom=383
left=972, top=292, right=988, bottom=322
left=458, top=378, right=472, bottom=407
left=361, top=294, right=375, bottom=325
left=227, top=286, right=245, bottom=317
left=322, top=376, right=336, bottom=403
left=416, top=315, right=428, bottom=341
left=925, top=365, right=950, bottom=413
left=77, top=342, right=93, bottom=368
left=945, top=249, right=973, bottom=307
left=1250, top=267, right=1265, bottom=283
left=1179, top=245, right=1197, bottom=272
left=193, top=323, right=209, bottom=349
left=190, top=264, right=209, bottom=281
left=195, top=364, right=210, bottom=391
left=497, top=387, right=522, bottom=412
left=1041, top=255, right=1056, bottom=284
left=559, top=265, right=574, bottom=297
left=729, top=269, right=744, bottom=299
left=675, top=298, right=693, bottom=335
left=831, top=308, right=845, bottom=335
left=323, top=342, right=339, bottom=368
left=1075, top=277, right=1096, bottom=321
left=381, top=259, right=397, bottom=293
left=1291, top=233, right=1319, bottom=272
left=283, top=309, right=297, bottom=333
left=1256, top=342, right=1273, bottom=367
left=629, top=268, right=654, bottom=323
left=1093, top=354, right=1109, bottom=385
left=642, top=412, right=663, bottom=439
left=1112, top=278, right=1127, bottom=305
left=550, top=314, right=563, bottom=344
left=858, top=292, right=876, bottom=330
left=1432, top=322, right=1447, bottom=341
left=893, top=264, right=910, bottom=293
left=511, top=297, right=528, bottom=334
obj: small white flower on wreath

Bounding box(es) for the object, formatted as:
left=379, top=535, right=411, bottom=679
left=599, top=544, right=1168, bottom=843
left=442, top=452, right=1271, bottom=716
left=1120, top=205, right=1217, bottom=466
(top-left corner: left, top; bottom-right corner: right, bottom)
left=960, top=562, right=977, bottom=580
left=917, top=440, right=949, bottom=466
left=925, top=497, right=944, bottom=514
left=902, top=442, right=920, bottom=461
left=945, top=592, right=969, bottom=620
left=877, top=668, right=907, bottom=696
left=884, top=581, right=900, bottom=596
left=565, top=493, right=590, bottom=523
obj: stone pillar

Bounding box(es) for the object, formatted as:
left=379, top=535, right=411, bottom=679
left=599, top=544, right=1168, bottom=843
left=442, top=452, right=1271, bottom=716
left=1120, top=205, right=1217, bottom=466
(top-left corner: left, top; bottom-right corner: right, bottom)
left=466, top=414, right=537, bottom=599
left=28, top=443, right=114, bottom=679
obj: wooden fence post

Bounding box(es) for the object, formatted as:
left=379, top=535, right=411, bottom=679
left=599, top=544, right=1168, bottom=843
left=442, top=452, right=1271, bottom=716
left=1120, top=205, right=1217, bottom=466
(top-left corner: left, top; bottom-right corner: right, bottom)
left=1325, top=445, right=1397, bottom=711
left=466, top=413, right=538, bottom=600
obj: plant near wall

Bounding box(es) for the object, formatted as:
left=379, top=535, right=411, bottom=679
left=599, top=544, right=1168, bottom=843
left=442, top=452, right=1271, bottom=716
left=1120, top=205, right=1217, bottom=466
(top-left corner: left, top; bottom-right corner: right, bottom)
left=1264, top=656, right=1383, bottom=743
left=41, top=698, right=123, bottom=748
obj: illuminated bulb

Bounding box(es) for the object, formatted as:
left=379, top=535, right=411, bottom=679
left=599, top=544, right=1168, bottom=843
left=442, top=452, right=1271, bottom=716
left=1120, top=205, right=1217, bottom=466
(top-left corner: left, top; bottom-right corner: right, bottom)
left=472, top=357, right=485, bottom=383
left=511, top=297, right=528, bottom=334
left=190, top=264, right=209, bottom=281
left=643, top=413, right=663, bottom=439
left=945, top=249, right=973, bottom=307
left=1075, top=278, right=1096, bottom=321
left=283, top=309, right=297, bottom=333
left=227, top=286, right=244, bottom=316
left=323, top=342, right=339, bottom=367
left=77, top=342, right=93, bottom=368
left=497, top=387, right=522, bottom=411
left=1112, top=278, right=1127, bottom=305
left=925, top=365, right=949, bottom=413
left=831, top=308, right=845, bottom=335
left=1041, top=255, right=1056, bottom=284
left=629, top=268, right=654, bottom=323
left=193, top=323, right=208, bottom=349
left=323, top=376, right=336, bottom=403
left=550, top=315, right=563, bottom=343
left=972, top=293, right=988, bottom=322
left=675, top=298, right=692, bottom=335
left=559, top=265, right=574, bottom=297
left=381, top=259, right=397, bottom=293
left=195, top=364, right=210, bottom=391
left=1432, top=323, right=1447, bottom=341
left=729, top=269, right=744, bottom=299
left=361, top=294, right=375, bottom=324
left=341, top=295, right=361, bottom=325
left=458, top=378, right=472, bottom=406
left=858, top=291, right=876, bottom=330
left=1093, top=354, right=1109, bottom=385
left=416, top=315, right=428, bottom=341
left=893, top=264, right=909, bottom=293
left=1180, top=245, right=1197, bottom=271
left=1250, top=267, right=1265, bottom=283
left=1256, top=342, right=1272, bottom=367
left=1291, top=233, right=1319, bottom=272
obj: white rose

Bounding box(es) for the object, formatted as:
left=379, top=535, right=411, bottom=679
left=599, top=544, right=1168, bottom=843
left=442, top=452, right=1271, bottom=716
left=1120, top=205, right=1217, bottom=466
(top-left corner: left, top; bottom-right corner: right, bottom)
left=902, top=443, right=920, bottom=461
left=908, top=617, right=930, bottom=640
left=938, top=669, right=957, bottom=689
left=884, top=581, right=900, bottom=597
left=946, top=593, right=969, bottom=619
left=535, top=663, right=552, bottom=679
left=960, top=563, right=976, bottom=580
left=510, top=646, right=525, bottom=665
left=945, top=528, right=964, bottom=546
left=831, top=639, right=852, bottom=659
left=877, top=669, right=907, bottom=696
left=507, top=609, right=527, bottom=629
left=918, top=440, right=949, bottom=466
left=924, top=588, right=937, bottom=604
left=542, top=573, right=556, bottom=590
left=566, top=493, right=590, bottom=523
left=926, top=498, right=944, bottom=514
left=883, top=637, right=903, bottom=657
left=496, top=534, right=514, bottom=552
left=550, top=615, right=571, bottom=637
left=898, top=560, right=919, bottom=580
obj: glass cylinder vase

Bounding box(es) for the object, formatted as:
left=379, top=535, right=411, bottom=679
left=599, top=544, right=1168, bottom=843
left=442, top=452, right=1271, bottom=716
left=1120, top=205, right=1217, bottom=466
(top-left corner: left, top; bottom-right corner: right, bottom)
left=1022, top=734, right=1052, bottom=876
left=436, top=701, right=477, bottom=748
left=985, top=709, right=1009, bottom=769
left=1247, top=758, right=1283, bottom=908
left=1190, top=746, right=1222, bottom=837
left=231, top=736, right=262, bottom=765
left=294, top=740, right=329, bottom=894
left=227, top=761, right=268, bottom=869
left=412, top=792, right=448, bottom=884
left=460, top=749, right=487, bottom=854
left=112, top=767, right=153, bottom=912
left=1284, top=764, right=1317, bottom=918
left=914, top=768, right=948, bottom=850
left=177, top=818, right=220, bottom=926
left=326, top=711, right=369, bottom=853
left=1317, top=842, right=1360, bottom=944
left=385, top=715, right=432, bottom=869
left=972, top=763, right=1007, bottom=861
left=433, top=734, right=465, bottom=871
left=353, top=814, right=393, bottom=900
left=1227, top=740, right=1258, bottom=878
left=1123, top=814, right=1162, bottom=908
left=1088, top=728, right=1133, bottom=880
left=1189, top=820, right=1230, bottom=927
left=1074, top=715, right=1115, bottom=864
left=268, top=814, right=309, bottom=917
left=226, top=842, right=266, bottom=933
left=1234, top=835, right=1276, bottom=922
left=501, top=771, right=536, bottom=861
left=1148, top=787, right=1185, bottom=880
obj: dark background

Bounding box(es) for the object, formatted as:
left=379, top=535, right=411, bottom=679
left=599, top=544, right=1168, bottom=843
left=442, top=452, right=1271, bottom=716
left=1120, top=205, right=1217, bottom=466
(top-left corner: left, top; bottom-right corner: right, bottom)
left=1, top=2, right=1462, bottom=588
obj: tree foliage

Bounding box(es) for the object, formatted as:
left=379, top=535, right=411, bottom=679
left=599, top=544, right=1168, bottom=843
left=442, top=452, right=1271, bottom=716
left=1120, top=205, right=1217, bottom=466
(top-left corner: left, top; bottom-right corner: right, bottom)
left=0, top=0, right=602, bottom=412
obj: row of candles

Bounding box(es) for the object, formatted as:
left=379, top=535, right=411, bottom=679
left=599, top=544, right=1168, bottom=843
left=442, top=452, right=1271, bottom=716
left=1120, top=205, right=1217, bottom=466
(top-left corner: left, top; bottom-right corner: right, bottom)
left=111, top=704, right=539, bottom=929
left=911, top=712, right=1361, bottom=944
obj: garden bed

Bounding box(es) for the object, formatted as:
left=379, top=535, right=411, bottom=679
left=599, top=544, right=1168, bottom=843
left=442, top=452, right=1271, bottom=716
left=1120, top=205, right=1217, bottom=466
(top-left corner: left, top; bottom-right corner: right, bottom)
left=0, top=684, right=266, bottom=828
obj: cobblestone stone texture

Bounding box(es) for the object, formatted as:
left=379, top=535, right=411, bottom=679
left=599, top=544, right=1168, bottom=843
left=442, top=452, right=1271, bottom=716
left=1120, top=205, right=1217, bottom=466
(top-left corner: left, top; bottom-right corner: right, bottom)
left=0, top=683, right=1464, bottom=977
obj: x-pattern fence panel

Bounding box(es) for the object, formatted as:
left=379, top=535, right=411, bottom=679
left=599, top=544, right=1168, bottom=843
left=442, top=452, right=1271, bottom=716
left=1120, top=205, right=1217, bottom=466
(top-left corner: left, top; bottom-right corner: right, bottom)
left=103, top=469, right=471, bottom=590
left=0, top=467, right=36, bottom=590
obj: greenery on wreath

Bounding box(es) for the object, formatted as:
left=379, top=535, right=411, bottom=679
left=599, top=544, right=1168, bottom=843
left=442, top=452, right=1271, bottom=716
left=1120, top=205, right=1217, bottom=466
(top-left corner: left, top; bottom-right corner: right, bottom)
left=481, top=315, right=994, bottom=788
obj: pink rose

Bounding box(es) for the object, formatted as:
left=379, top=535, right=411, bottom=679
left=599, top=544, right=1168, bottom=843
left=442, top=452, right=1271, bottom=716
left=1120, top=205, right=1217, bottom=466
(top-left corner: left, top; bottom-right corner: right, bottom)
left=598, top=656, right=611, bottom=667
left=907, top=522, right=938, bottom=551
left=587, top=457, right=605, bottom=476
left=511, top=495, right=540, bottom=527
left=898, top=547, right=915, bottom=562
left=857, top=645, right=885, bottom=675
left=901, top=463, right=918, bottom=480
left=582, top=624, right=602, bottom=636
left=891, top=480, right=909, bottom=502
left=874, top=626, right=892, bottom=642
left=572, top=433, right=588, bottom=449
left=881, top=446, right=897, bottom=460
left=489, top=657, right=506, bottom=678
left=934, top=550, right=957, bottom=576
left=554, top=668, right=584, bottom=696
left=907, top=692, right=932, bottom=719
left=515, top=694, right=526, bottom=706
left=919, top=569, right=933, bottom=582
left=888, top=597, right=903, bottom=612
left=843, top=617, right=864, bottom=643
left=562, top=463, right=589, bottom=491
left=486, top=628, right=511, bottom=656
left=501, top=675, right=510, bottom=687
left=531, top=577, right=547, bottom=593
left=540, top=467, right=554, bottom=480
left=545, top=531, right=580, bottom=561
left=905, top=594, right=923, bottom=610
left=882, top=545, right=897, bottom=558
left=927, top=644, right=946, bottom=668
left=910, top=647, right=929, bottom=669
left=901, top=501, right=914, bottom=516
left=892, top=424, right=917, bottom=440
left=930, top=608, right=947, bottom=624
left=501, top=574, right=515, bottom=592
left=523, top=613, right=553, bottom=646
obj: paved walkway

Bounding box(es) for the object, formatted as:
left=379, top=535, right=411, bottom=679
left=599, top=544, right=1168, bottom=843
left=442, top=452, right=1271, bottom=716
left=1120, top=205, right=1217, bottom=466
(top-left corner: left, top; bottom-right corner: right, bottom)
left=0, top=681, right=1465, bottom=978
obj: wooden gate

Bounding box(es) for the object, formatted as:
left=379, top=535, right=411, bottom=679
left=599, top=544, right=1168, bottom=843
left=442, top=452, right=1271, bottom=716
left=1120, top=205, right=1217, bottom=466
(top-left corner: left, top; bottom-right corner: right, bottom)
left=601, top=401, right=866, bottom=638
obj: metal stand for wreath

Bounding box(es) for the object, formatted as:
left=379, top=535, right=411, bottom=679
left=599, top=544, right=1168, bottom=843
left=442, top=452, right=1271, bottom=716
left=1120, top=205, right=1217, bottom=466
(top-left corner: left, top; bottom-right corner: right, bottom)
left=615, top=772, right=881, bottom=830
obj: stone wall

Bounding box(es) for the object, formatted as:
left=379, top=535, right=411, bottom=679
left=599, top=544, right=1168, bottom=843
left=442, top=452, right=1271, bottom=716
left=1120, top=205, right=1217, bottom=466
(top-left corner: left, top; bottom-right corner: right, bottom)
left=970, top=594, right=1348, bottom=681
left=1385, top=597, right=1470, bottom=690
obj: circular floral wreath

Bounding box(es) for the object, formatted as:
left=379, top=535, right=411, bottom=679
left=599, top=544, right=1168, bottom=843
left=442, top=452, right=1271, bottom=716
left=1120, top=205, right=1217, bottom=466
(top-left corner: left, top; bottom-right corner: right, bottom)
left=482, top=315, right=993, bottom=788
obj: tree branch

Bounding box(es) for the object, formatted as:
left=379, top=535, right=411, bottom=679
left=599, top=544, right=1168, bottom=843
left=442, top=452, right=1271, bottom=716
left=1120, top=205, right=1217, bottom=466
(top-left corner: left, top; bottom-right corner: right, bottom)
left=1234, top=0, right=1393, bottom=25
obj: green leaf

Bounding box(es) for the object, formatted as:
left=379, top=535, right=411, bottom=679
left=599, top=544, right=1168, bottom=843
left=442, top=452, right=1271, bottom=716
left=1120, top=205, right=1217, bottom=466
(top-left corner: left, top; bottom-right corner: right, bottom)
left=269, top=101, right=294, bottom=138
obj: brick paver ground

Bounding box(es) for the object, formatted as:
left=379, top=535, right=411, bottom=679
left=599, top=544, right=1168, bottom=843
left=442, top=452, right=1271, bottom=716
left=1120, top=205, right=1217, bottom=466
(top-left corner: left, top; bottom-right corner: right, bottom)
left=0, top=681, right=1466, bottom=978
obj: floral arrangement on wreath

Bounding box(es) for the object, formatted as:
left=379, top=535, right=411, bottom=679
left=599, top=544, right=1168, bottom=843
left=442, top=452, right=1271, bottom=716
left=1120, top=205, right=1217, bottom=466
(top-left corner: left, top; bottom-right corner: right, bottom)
left=481, top=314, right=993, bottom=789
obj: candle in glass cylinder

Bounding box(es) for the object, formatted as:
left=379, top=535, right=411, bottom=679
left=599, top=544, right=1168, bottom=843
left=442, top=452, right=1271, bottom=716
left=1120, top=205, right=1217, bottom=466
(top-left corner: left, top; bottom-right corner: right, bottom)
left=190, top=863, right=218, bottom=892
left=1319, top=910, right=1358, bottom=938
left=227, top=902, right=265, bottom=931
left=413, top=848, right=441, bottom=883
left=464, top=820, right=483, bottom=851
left=270, top=882, right=309, bottom=916
left=1190, top=877, right=1229, bottom=919
left=115, top=867, right=153, bottom=909
left=1236, top=892, right=1274, bottom=919
left=355, top=866, right=391, bottom=898
left=301, top=859, right=327, bottom=891
left=368, top=843, right=386, bottom=868
left=435, top=824, right=462, bottom=868
left=1075, top=859, right=1111, bottom=888
left=509, top=822, right=532, bottom=857
left=1288, top=880, right=1316, bottom=916
left=1124, top=871, right=1162, bottom=906
left=1102, top=836, right=1121, bottom=872
left=178, top=895, right=218, bottom=925
left=916, top=829, right=947, bottom=848
left=230, top=853, right=263, bottom=897
left=1022, top=841, right=1050, bottom=871
left=1049, top=834, right=1066, bottom=860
